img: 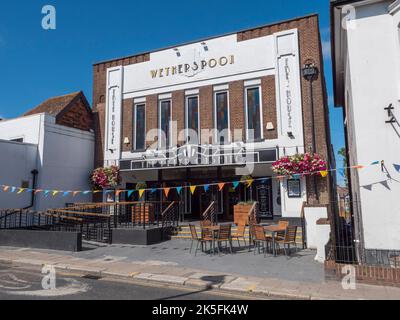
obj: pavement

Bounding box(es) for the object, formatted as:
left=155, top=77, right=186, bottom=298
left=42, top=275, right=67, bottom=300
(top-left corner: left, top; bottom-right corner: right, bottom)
left=0, top=240, right=400, bottom=300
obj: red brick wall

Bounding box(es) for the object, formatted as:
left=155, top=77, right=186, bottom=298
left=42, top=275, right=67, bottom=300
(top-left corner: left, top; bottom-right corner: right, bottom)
left=229, top=80, right=245, bottom=141
left=56, top=96, right=93, bottom=132
left=199, top=86, right=213, bottom=144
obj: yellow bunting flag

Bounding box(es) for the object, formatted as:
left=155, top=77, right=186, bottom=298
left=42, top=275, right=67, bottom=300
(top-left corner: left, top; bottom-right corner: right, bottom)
left=52, top=191, right=59, bottom=196
left=320, top=171, right=328, bottom=178
left=190, top=186, right=197, bottom=195
left=17, top=188, right=25, bottom=194
left=163, top=188, right=170, bottom=198
left=93, top=190, right=102, bottom=194
left=139, top=189, right=145, bottom=198
left=218, top=183, right=225, bottom=191
left=247, top=179, right=254, bottom=188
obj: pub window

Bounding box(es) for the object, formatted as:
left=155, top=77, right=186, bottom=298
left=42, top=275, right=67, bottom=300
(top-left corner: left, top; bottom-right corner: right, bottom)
left=133, top=103, right=146, bottom=151
left=185, top=95, right=200, bottom=144
left=159, top=99, right=172, bottom=149
left=214, top=91, right=230, bottom=144
left=245, top=86, right=263, bottom=141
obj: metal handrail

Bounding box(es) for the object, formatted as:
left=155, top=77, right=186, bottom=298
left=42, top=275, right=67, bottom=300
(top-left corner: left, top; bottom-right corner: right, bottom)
left=202, top=201, right=216, bottom=224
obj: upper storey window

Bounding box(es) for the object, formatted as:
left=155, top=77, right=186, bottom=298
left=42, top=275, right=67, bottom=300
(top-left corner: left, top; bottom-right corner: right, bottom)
left=214, top=91, right=230, bottom=144
left=159, top=99, right=172, bottom=149
left=245, top=86, right=263, bottom=141
left=133, top=103, right=146, bottom=151
left=185, top=96, right=200, bottom=144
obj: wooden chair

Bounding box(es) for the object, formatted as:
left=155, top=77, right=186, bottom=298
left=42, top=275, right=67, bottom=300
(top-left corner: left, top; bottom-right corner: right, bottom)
left=216, top=224, right=233, bottom=254
left=276, top=226, right=298, bottom=256
left=200, top=220, right=212, bottom=227
left=276, top=220, right=290, bottom=239
left=231, top=225, right=247, bottom=247
left=253, top=225, right=273, bottom=257
left=189, top=224, right=212, bottom=256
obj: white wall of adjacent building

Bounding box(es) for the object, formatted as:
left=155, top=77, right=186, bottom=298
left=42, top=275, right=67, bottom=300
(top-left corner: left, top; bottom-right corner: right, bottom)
left=0, top=114, right=94, bottom=211
left=339, top=0, right=400, bottom=250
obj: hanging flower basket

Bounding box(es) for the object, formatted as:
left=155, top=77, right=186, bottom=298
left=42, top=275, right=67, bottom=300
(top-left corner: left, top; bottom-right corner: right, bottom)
left=272, top=153, right=327, bottom=176
left=90, top=166, right=121, bottom=190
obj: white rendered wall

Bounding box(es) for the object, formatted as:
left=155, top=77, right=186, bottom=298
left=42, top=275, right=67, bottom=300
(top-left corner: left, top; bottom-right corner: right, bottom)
left=0, top=114, right=94, bottom=211
left=0, top=140, right=38, bottom=209
left=345, top=1, right=400, bottom=250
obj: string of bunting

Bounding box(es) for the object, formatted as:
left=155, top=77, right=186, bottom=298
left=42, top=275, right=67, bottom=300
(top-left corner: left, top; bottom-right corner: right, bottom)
left=0, top=161, right=396, bottom=198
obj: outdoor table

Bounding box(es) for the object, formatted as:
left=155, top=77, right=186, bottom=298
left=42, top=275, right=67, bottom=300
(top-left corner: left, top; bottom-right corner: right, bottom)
left=264, top=225, right=286, bottom=257
left=202, top=225, right=220, bottom=255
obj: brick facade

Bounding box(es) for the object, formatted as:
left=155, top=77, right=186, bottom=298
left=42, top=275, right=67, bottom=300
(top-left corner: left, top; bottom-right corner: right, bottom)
left=56, top=94, right=93, bottom=132
left=92, top=14, right=333, bottom=206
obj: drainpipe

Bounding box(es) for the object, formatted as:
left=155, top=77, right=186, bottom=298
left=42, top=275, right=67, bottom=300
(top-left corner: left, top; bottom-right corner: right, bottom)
left=24, top=169, right=39, bottom=210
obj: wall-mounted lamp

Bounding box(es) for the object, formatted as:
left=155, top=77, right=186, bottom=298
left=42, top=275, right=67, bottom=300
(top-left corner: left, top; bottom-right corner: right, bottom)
left=173, top=48, right=181, bottom=57
left=287, top=132, right=295, bottom=139
left=201, top=42, right=209, bottom=52
left=124, top=137, right=130, bottom=146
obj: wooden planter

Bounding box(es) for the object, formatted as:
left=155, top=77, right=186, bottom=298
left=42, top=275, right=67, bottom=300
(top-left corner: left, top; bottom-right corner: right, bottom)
left=132, top=204, right=155, bottom=224
left=233, top=205, right=253, bottom=226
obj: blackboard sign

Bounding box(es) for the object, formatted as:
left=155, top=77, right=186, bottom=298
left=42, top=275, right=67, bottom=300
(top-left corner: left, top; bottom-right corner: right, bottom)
left=256, top=181, right=272, bottom=218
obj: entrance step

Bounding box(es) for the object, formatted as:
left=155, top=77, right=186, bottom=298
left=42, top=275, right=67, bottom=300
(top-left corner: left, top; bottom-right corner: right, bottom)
left=172, top=226, right=303, bottom=245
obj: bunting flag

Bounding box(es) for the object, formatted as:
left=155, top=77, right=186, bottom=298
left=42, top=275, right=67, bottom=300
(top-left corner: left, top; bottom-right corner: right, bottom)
left=0, top=162, right=387, bottom=199
left=164, top=188, right=171, bottom=198
left=394, top=164, right=400, bottom=173
left=320, top=171, right=329, bottom=178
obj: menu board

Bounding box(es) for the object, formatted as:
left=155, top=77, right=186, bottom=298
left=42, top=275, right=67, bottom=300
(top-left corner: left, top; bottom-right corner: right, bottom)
left=257, top=182, right=272, bottom=218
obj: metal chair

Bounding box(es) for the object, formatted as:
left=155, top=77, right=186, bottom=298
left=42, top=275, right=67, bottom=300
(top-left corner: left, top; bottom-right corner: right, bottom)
left=216, top=224, right=233, bottom=254
left=253, top=225, right=273, bottom=257
left=231, top=225, right=247, bottom=247
left=189, top=224, right=212, bottom=256
left=276, top=226, right=298, bottom=256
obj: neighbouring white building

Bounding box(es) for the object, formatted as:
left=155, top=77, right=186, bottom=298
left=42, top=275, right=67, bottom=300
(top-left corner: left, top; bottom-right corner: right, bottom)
left=332, top=0, right=400, bottom=262
left=0, top=92, right=95, bottom=211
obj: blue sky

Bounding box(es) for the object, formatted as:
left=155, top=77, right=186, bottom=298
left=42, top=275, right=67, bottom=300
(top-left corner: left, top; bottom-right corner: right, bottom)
left=0, top=0, right=345, bottom=184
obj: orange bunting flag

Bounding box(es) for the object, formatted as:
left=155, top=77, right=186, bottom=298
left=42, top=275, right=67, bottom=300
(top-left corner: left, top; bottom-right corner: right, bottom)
left=276, top=176, right=284, bottom=181
left=72, top=191, right=80, bottom=197
left=139, top=189, right=145, bottom=198
left=34, top=189, right=43, bottom=195
left=3, top=186, right=9, bottom=192
left=163, top=188, right=170, bottom=198
left=320, top=171, right=329, bottom=178
left=190, top=186, right=197, bottom=195
left=116, top=190, right=124, bottom=197
left=353, top=165, right=365, bottom=169
left=218, top=183, right=226, bottom=191
left=247, top=179, right=254, bottom=188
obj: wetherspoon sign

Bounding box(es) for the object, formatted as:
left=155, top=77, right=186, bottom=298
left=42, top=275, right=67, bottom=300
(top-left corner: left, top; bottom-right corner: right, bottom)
left=150, top=55, right=235, bottom=79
